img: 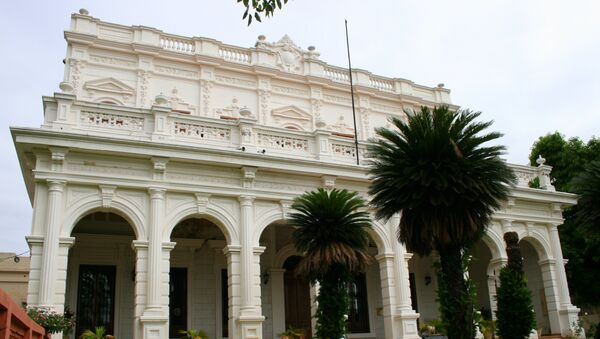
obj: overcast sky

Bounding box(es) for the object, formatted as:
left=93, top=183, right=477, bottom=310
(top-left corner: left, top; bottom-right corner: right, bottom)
left=1, top=1, right=599, bottom=253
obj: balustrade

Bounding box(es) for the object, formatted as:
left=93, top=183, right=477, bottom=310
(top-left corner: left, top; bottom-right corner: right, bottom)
left=160, top=36, right=195, bottom=53
left=219, top=46, right=252, bottom=64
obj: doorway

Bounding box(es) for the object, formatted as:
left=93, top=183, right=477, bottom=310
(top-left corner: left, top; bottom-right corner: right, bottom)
left=169, top=267, right=188, bottom=338
left=283, top=256, right=312, bottom=338
left=76, top=265, right=116, bottom=336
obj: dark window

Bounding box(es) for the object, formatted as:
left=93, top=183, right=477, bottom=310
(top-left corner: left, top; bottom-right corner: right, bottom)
left=221, top=269, right=229, bottom=338
left=169, top=267, right=187, bottom=338
left=76, top=265, right=116, bottom=337
left=348, top=273, right=370, bottom=333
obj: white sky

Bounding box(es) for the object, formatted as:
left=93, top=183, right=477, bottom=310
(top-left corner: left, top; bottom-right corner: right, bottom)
left=1, top=1, right=599, bottom=253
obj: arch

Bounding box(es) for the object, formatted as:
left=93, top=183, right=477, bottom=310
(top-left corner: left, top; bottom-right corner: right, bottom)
left=93, top=96, right=125, bottom=106
left=61, top=195, right=145, bottom=239
left=519, top=235, right=552, bottom=261
left=480, top=231, right=504, bottom=261
left=253, top=205, right=285, bottom=246
left=163, top=202, right=239, bottom=245
left=369, top=220, right=393, bottom=254
left=274, top=243, right=302, bottom=268
left=281, top=122, right=304, bottom=131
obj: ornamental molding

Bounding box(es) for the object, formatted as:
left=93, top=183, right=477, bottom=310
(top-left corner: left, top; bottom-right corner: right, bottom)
left=84, top=77, right=135, bottom=98
left=271, top=105, right=312, bottom=122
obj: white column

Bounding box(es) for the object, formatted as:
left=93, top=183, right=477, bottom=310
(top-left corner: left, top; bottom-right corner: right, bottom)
left=388, top=215, right=420, bottom=339
left=140, top=188, right=168, bottom=338
left=39, top=179, right=66, bottom=308
left=132, top=240, right=149, bottom=339
left=270, top=268, right=286, bottom=338
left=145, top=188, right=166, bottom=311
left=224, top=245, right=242, bottom=339
left=487, top=258, right=507, bottom=319
left=539, top=259, right=562, bottom=334
left=376, top=253, right=399, bottom=338
left=237, top=195, right=265, bottom=338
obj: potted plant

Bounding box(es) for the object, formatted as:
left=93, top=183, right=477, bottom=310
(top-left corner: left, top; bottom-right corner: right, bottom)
left=26, top=306, right=76, bottom=338
left=278, top=326, right=305, bottom=339
left=479, top=319, right=495, bottom=339
left=179, top=329, right=208, bottom=339
left=80, top=326, right=114, bottom=339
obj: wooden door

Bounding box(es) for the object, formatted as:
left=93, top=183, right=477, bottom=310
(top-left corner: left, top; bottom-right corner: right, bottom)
left=283, top=256, right=312, bottom=338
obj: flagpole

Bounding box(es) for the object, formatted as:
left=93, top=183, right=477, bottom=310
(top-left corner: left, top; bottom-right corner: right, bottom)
left=345, top=19, right=360, bottom=166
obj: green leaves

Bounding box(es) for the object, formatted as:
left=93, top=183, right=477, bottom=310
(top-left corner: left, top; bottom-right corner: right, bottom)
left=237, top=0, right=290, bottom=25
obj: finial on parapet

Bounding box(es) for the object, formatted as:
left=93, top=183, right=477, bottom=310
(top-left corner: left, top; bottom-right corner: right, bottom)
left=536, top=155, right=546, bottom=166
left=79, top=8, right=89, bottom=15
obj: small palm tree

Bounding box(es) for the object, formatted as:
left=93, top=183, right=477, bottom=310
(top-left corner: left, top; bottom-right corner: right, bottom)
left=179, top=329, right=208, bottom=339
left=368, top=106, right=515, bottom=339
left=80, top=326, right=112, bottom=339
left=288, top=188, right=372, bottom=339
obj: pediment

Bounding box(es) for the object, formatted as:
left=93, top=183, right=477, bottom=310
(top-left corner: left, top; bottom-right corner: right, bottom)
left=271, top=105, right=311, bottom=121
left=84, top=77, right=135, bottom=96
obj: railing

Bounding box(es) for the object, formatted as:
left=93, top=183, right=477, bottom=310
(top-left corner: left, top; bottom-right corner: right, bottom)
left=56, top=101, right=550, bottom=189
left=370, top=76, right=395, bottom=93
left=0, top=288, right=46, bottom=339
left=324, top=66, right=350, bottom=83
left=219, top=46, right=252, bottom=64
left=160, top=36, right=195, bottom=54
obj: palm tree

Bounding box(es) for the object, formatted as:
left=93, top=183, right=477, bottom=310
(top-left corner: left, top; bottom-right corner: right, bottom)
left=573, top=160, right=600, bottom=232
left=368, top=106, right=515, bottom=339
left=288, top=188, right=373, bottom=339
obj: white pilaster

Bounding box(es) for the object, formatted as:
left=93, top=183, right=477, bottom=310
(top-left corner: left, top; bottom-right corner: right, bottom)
left=237, top=195, right=265, bottom=338
left=38, top=179, right=66, bottom=308
left=224, top=245, right=242, bottom=339
left=270, top=268, right=286, bottom=338
left=141, top=188, right=168, bottom=338
left=376, top=253, right=399, bottom=338
left=539, top=259, right=562, bottom=334
left=132, top=240, right=149, bottom=339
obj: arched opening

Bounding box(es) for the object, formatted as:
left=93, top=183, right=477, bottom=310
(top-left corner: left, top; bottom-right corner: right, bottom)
left=408, top=253, right=440, bottom=324
left=169, top=217, right=228, bottom=339
left=66, top=211, right=136, bottom=338
left=468, top=240, right=494, bottom=320
left=520, top=239, right=551, bottom=335
left=282, top=256, right=312, bottom=337
left=258, top=219, right=385, bottom=339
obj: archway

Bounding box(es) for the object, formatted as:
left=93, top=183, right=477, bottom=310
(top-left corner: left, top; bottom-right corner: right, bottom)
left=66, top=211, right=136, bottom=338
left=258, top=219, right=386, bottom=339
left=169, top=217, right=228, bottom=339
left=520, top=239, right=551, bottom=335
left=468, top=240, right=494, bottom=320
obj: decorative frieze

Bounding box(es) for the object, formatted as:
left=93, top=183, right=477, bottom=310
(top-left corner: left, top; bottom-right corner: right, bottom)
left=271, top=85, right=309, bottom=97
left=172, top=121, right=231, bottom=141
left=155, top=65, right=198, bottom=78
left=80, top=111, right=144, bottom=131
left=89, top=54, right=136, bottom=68
left=215, top=75, right=256, bottom=88
left=257, top=133, right=308, bottom=152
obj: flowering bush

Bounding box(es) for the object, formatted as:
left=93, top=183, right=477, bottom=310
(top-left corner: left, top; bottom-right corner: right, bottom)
left=26, top=307, right=75, bottom=335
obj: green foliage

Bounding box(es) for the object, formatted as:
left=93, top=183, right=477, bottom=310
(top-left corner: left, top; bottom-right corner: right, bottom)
left=572, top=160, right=600, bottom=232
left=368, top=106, right=515, bottom=339
left=528, top=176, right=541, bottom=189
left=496, top=233, right=536, bottom=339
left=288, top=188, right=372, bottom=339
left=179, top=329, right=208, bottom=339
left=529, top=132, right=600, bottom=307
left=80, top=326, right=114, bottom=339
left=478, top=319, right=496, bottom=335
left=237, top=0, right=289, bottom=25
left=26, top=307, right=75, bottom=335
left=278, top=325, right=305, bottom=337
left=420, top=319, right=446, bottom=336
left=434, top=253, right=478, bottom=339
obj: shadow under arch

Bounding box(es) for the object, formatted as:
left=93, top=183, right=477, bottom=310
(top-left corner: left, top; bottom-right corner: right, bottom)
left=164, top=205, right=238, bottom=245
left=519, top=234, right=552, bottom=261
left=62, top=197, right=145, bottom=239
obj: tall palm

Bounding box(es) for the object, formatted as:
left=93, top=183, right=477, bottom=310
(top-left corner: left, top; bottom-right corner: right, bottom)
left=288, top=188, right=372, bottom=339
left=573, top=160, right=600, bottom=233
left=368, top=106, right=515, bottom=339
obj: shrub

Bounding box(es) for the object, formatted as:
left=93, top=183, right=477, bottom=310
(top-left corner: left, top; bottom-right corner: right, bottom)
left=26, top=306, right=75, bottom=335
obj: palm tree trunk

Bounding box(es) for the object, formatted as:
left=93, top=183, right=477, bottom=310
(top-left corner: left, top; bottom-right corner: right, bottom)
left=438, top=246, right=475, bottom=339
left=315, top=265, right=350, bottom=339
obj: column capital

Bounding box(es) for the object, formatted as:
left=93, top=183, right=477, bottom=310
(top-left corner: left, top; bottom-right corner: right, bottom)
left=47, top=179, right=66, bottom=192
left=375, top=252, right=395, bottom=262
left=538, top=258, right=557, bottom=266
left=162, top=241, right=176, bottom=251
left=253, top=246, right=266, bottom=255
left=238, top=195, right=255, bottom=206
left=132, top=240, right=149, bottom=251
left=59, top=237, right=76, bottom=248
left=148, top=187, right=166, bottom=199
left=223, top=244, right=242, bottom=256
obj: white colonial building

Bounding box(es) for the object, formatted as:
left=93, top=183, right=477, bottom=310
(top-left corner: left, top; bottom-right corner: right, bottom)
left=11, top=9, right=581, bottom=339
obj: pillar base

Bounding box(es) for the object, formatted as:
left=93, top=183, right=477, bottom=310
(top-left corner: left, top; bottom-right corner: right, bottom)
left=140, top=311, right=168, bottom=339
left=559, top=305, right=583, bottom=337
left=394, top=308, right=421, bottom=339
left=237, top=311, right=265, bottom=339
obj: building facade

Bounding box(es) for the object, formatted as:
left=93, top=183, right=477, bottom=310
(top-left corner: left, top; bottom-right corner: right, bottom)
left=0, top=253, right=30, bottom=307
left=11, top=10, right=581, bottom=339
